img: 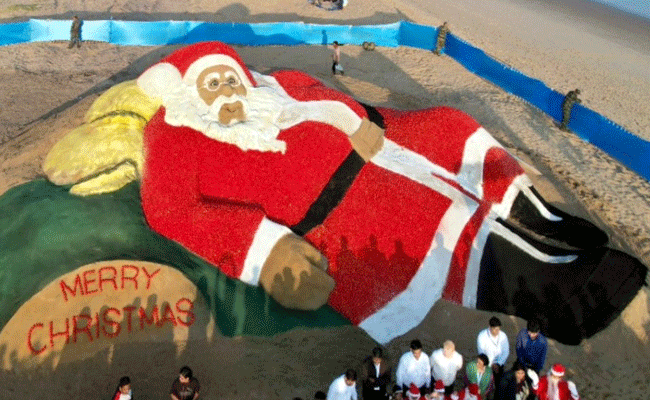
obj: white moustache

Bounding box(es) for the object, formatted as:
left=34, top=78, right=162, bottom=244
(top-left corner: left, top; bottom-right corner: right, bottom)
left=204, top=94, right=249, bottom=126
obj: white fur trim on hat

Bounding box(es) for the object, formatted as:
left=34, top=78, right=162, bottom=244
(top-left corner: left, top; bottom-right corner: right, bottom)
left=550, top=364, right=565, bottom=377
left=137, top=62, right=183, bottom=100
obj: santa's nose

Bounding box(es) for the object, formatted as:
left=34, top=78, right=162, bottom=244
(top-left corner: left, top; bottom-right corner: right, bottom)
left=217, top=84, right=235, bottom=97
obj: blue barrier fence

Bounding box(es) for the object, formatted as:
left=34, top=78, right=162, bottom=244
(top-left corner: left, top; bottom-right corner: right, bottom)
left=1, top=19, right=648, bottom=180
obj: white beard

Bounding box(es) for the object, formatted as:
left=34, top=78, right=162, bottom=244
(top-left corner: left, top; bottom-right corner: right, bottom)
left=547, top=379, right=560, bottom=400
left=161, top=77, right=304, bottom=153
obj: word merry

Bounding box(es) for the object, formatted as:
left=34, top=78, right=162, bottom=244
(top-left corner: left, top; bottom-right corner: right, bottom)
left=27, top=298, right=195, bottom=355
left=59, top=265, right=161, bottom=301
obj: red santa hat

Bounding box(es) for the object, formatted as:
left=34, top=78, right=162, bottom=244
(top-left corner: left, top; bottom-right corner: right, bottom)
left=137, top=41, right=257, bottom=99
left=408, top=383, right=420, bottom=399
left=550, top=363, right=565, bottom=377
left=434, top=380, right=445, bottom=393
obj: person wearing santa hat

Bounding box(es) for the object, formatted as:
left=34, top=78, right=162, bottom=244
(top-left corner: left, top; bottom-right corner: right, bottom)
left=407, top=383, right=426, bottom=400
left=429, top=380, right=446, bottom=400
left=134, top=40, right=645, bottom=346
left=453, top=383, right=481, bottom=400
left=533, top=364, right=580, bottom=400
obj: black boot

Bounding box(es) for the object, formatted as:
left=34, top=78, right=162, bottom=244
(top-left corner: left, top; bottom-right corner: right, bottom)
left=506, top=187, right=608, bottom=250
left=476, top=221, right=647, bottom=345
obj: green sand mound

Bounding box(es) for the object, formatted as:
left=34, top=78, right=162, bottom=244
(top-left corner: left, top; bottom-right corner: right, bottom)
left=0, top=179, right=348, bottom=337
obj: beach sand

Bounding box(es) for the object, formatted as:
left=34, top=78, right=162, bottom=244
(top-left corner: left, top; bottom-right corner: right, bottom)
left=0, top=0, right=649, bottom=399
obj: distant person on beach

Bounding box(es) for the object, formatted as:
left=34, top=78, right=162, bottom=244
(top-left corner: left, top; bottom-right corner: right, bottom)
left=477, top=316, right=509, bottom=384
left=515, top=319, right=547, bottom=375
left=362, top=346, right=392, bottom=400
left=332, top=41, right=344, bottom=75
left=68, top=15, right=82, bottom=49
left=170, top=366, right=200, bottom=400
left=533, top=364, right=580, bottom=400
left=327, top=369, right=358, bottom=400
left=113, top=376, right=132, bottom=400
left=434, top=22, right=449, bottom=55
left=396, top=340, right=431, bottom=396
left=560, top=89, right=581, bottom=131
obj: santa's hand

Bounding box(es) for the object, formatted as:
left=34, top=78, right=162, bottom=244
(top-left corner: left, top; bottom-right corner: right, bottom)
left=349, top=118, right=384, bottom=161
left=259, top=234, right=334, bottom=310
left=567, top=381, right=579, bottom=399
left=526, top=369, right=539, bottom=387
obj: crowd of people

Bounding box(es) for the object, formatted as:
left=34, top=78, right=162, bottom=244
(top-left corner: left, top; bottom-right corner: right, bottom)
left=109, top=317, right=576, bottom=400
left=312, top=317, right=580, bottom=400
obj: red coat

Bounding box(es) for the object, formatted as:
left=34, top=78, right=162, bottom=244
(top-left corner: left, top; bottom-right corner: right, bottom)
left=140, top=70, right=523, bottom=340
left=536, top=377, right=579, bottom=400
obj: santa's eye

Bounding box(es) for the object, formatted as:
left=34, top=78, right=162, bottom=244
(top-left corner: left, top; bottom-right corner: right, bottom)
left=227, top=77, right=239, bottom=86
left=208, top=79, right=220, bottom=88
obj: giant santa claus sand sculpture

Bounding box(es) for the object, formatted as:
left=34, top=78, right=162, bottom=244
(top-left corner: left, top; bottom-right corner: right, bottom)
left=42, top=41, right=646, bottom=345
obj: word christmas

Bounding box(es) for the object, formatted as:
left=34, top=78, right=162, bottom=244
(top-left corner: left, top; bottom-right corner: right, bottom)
left=26, top=264, right=196, bottom=356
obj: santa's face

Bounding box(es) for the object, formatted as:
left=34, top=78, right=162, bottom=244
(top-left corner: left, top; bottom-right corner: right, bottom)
left=196, top=65, right=248, bottom=125
left=140, top=56, right=305, bottom=153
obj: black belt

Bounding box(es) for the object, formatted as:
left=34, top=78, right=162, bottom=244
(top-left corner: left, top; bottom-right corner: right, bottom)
left=291, top=103, right=384, bottom=235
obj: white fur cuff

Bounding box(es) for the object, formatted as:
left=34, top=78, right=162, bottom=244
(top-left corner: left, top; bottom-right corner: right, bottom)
left=241, top=218, right=292, bottom=286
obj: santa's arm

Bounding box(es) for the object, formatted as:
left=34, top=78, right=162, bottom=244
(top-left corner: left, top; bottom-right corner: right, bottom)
left=263, top=70, right=384, bottom=161
left=142, top=111, right=334, bottom=309
left=146, top=183, right=334, bottom=309
left=567, top=381, right=579, bottom=400
left=527, top=370, right=539, bottom=391
left=191, top=198, right=334, bottom=309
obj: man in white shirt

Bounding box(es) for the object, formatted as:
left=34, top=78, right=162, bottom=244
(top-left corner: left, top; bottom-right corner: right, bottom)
left=477, top=316, right=509, bottom=384
left=431, top=340, right=463, bottom=396
left=396, top=339, right=431, bottom=396
left=327, top=369, right=358, bottom=400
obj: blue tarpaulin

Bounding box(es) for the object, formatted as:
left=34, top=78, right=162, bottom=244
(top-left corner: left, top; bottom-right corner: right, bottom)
left=0, top=22, right=30, bottom=45
left=0, top=19, right=648, bottom=181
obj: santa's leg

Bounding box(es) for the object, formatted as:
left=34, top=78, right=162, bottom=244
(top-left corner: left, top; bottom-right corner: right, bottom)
left=373, top=104, right=608, bottom=250
left=366, top=121, right=646, bottom=345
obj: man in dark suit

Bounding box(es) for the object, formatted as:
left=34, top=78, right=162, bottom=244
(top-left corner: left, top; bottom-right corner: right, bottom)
left=362, top=347, right=392, bottom=400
